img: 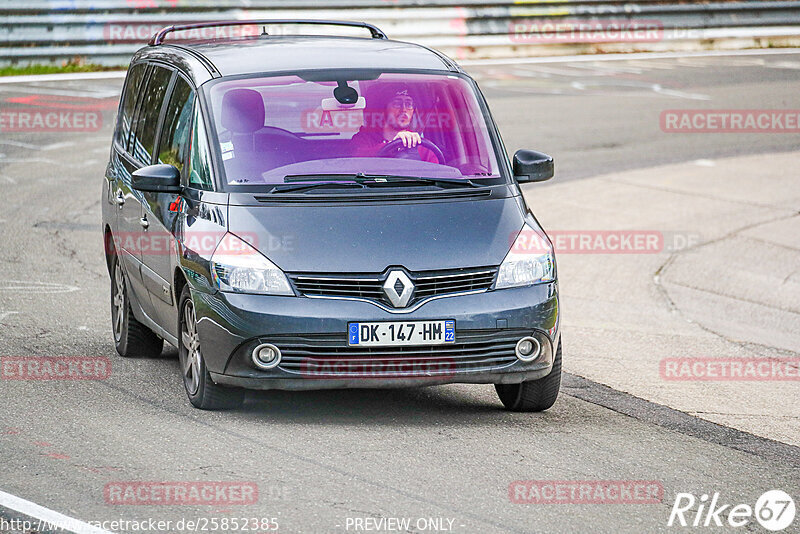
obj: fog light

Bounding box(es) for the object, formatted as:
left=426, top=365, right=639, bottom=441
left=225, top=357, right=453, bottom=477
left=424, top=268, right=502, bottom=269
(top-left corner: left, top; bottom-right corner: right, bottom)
left=252, top=343, right=281, bottom=370
left=515, top=336, right=541, bottom=362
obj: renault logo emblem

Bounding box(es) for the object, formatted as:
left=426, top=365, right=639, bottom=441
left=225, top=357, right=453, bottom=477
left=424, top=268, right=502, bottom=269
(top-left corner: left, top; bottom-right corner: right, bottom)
left=383, top=270, right=414, bottom=308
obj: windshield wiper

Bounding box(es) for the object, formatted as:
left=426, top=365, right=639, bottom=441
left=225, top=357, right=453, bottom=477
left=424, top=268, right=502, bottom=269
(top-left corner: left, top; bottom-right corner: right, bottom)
left=283, top=173, right=479, bottom=188
left=363, top=175, right=480, bottom=188
left=283, top=173, right=367, bottom=183
left=270, top=181, right=366, bottom=194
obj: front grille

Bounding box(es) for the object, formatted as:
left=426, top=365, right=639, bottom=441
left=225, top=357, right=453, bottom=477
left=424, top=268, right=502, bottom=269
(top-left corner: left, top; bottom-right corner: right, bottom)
left=413, top=269, right=497, bottom=300
left=271, top=329, right=523, bottom=377
left=289, top=266, right=497, bottom=307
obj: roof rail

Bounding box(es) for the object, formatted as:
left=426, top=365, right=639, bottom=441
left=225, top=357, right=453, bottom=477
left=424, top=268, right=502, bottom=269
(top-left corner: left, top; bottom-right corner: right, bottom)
left=149, top=19, right=387, bottom=46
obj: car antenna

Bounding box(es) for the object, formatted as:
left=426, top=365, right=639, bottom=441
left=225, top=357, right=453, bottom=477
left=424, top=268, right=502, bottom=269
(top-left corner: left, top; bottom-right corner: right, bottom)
left=261, top=25, right=268, bottom=36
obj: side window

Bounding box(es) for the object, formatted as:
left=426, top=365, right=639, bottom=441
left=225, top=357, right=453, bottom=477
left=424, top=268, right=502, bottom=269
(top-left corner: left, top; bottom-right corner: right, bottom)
left=187, top=104, right=214, bottom=190
left=130, top=65, right=173, bottom=165
left=157, top=76, right=195, bottom=174
left=116, top=63, right=146, bottom=150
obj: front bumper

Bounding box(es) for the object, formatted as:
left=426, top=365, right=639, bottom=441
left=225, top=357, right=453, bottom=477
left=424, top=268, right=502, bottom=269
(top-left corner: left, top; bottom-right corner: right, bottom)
left=195, top=282, right=559, bottom=391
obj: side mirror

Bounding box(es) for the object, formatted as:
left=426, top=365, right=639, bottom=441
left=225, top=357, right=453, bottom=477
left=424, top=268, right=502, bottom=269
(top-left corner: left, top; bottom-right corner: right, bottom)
left=132, top=164, right=181, bottom=193
left=513, top=150, right=554, bottom=183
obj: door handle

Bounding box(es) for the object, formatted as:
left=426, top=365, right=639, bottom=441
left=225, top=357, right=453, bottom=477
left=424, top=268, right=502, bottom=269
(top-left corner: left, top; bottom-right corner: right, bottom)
left=114, top=191, right=125, bottom=207
left=139, top=217, right=150, bottom=230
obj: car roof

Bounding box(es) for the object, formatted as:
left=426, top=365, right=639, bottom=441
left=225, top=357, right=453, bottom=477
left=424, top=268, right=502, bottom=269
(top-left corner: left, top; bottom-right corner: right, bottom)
left=134, top=35, right=460, bottom=85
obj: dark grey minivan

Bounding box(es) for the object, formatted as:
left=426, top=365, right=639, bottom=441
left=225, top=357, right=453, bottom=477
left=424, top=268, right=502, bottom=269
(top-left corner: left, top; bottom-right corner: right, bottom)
left=102, top=20, right=561, bottom=411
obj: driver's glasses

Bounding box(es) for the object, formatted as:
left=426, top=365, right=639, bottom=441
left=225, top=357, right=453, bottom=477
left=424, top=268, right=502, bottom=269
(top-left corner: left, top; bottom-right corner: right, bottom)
left=389, top=97, right=414, bottom=111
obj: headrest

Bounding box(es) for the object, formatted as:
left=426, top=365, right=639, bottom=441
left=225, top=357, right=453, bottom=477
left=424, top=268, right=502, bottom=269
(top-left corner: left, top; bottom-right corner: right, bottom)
left=221, top=88, right=265, bottom=134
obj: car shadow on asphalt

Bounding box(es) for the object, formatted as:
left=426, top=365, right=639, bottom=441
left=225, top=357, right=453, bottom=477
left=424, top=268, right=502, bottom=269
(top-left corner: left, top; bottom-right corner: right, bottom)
left=243, top=387, right=496, bottom=421
left=152, top=345, right=566, bottom=425
left=233, top=385, right=572, bottom=426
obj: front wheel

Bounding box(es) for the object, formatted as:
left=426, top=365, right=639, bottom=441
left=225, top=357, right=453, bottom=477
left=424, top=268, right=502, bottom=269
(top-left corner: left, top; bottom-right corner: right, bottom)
left=178, top=285, right=244, bottom=410
left=495, top=338, right=561, bottom=412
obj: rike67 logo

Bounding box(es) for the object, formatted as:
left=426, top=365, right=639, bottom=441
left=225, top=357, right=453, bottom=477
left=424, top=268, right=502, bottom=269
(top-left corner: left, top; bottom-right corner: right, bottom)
left=668, top=490, right=795, bottom=531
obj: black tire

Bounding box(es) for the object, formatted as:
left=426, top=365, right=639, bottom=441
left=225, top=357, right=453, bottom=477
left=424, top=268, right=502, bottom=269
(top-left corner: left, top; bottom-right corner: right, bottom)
left=111, top=253, right=163, bottom=358
left=495, top=338, right=562, bottom=412
left=178, top=284, right=244, bottom=410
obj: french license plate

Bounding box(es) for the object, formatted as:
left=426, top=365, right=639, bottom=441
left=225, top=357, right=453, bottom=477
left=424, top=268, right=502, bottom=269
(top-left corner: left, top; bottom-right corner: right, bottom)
left=348, top=320, right=455, bottom=346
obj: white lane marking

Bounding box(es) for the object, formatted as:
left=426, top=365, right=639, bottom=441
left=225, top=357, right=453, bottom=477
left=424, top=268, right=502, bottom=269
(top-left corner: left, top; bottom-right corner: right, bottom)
left=624, top=59, right=678, bottom=70
left=0, top=140, right=40, bottom=150
left=481, top=80, right=567, bottom=94
left=0, top=281, right=80, bottom=294
left=42, top=141, right=78, bottom=151
left=0, top=158, right=95, bottom=168
left=568, top=62, right=645, bottom=75
left=0, top=141, right=77, bottom=152
left=651, top=84, right=710, bottom=101
left=511, top=65, right=588, bottom=77
left=567, top=79, right=709, bottom=100
left=483, top=65, right=710, bottom=99
left=0, top=311, right=18, bottom=322
left=694, top=159, right=717, bottom=167
left=768, top=60, right=800, bottom=70
left=0, top=71, right=126, bottom=85
left=0, top=85, right=120, bottom=99
left=676, top=56, right=767, bottom=69
left=460, top=47, right=800, bottom=66
left=0, top=489, right=113, bottom=534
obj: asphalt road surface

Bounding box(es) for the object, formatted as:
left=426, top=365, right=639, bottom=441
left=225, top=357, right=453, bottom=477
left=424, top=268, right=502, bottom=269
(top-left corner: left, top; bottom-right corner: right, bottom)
left=0, top=50, right=799, bottom=534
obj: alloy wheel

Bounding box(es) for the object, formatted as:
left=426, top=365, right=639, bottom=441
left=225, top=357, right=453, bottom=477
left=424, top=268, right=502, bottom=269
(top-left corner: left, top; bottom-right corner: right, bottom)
left=181, top=300, right=202, bottom=396
left=112, top=262, right=125, bottom=342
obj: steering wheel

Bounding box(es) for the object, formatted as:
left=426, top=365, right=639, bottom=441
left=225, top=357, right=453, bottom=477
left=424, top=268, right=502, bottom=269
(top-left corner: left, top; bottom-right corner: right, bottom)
left=377, top=138, right=445, bottom=164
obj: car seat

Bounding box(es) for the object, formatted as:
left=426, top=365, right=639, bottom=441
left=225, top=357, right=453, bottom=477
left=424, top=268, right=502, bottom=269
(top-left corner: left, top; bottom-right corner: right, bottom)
left=220, top=88, right=300, bottom=180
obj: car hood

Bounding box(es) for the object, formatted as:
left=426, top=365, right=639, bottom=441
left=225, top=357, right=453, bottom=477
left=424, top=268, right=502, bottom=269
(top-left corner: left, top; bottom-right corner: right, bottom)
left=227, top=197, right=526, bottom=273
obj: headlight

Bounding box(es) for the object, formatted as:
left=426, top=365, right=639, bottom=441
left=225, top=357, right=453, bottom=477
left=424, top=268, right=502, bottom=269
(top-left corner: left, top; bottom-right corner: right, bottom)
left=210, top=233, right=293, bottom=295
left=496, top=224, right=555, bottom=289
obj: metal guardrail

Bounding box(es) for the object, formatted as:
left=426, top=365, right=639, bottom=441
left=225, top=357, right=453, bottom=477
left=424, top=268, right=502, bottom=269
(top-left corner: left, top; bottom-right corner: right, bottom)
left=2, top=1, right=800, bottom=65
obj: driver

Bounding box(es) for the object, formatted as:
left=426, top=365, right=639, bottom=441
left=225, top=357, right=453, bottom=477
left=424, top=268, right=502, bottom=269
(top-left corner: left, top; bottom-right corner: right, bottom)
left=351, top=87, right=439, bottom=163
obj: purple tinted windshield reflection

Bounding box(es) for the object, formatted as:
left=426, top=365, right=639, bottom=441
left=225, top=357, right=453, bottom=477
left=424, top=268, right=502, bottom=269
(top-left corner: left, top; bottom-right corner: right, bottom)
left=206, top=73, right=501, bottom=185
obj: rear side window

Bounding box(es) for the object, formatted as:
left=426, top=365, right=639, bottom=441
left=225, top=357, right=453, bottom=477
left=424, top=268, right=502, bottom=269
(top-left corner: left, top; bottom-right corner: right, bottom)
left=130, top=65, right=173, bottom=165
left=116, top=63, right=146, bottom=150
left=157, top=76, right=195, bottom=174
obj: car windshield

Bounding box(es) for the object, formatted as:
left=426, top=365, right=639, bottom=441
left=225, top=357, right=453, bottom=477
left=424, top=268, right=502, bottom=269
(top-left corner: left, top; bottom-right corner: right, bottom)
left=205, top=72, right=503, bottom=188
